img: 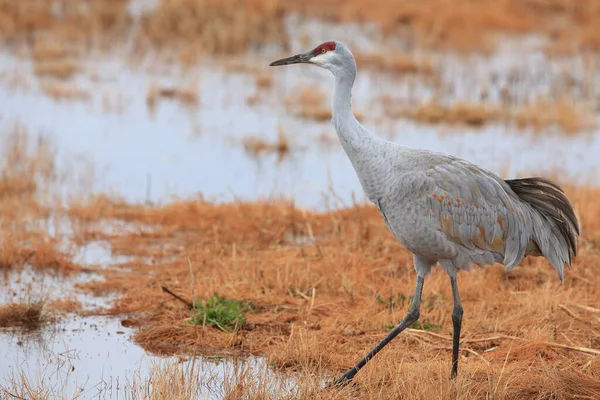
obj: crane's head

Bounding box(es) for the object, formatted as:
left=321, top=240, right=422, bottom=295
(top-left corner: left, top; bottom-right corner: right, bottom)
left=269, top=41, right=356, bottom=78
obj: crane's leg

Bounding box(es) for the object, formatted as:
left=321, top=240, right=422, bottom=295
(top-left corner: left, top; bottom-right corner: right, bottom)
left=450, top=275, right=463, bottom=379
left=332, top=275, right=424, bottom=387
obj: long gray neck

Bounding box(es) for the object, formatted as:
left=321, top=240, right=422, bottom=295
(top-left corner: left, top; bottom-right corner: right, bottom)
left=332, top=72, right=354, bottom=123
left=332, top=69, right=379, bottom=154
left=330, top=60, right=393, bottom=203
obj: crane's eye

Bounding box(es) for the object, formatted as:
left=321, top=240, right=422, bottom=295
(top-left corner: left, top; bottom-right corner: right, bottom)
left=321, top=48, right=326, bottom=54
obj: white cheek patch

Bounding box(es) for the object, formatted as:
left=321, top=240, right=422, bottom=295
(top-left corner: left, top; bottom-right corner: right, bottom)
left=310, top=52, right=333, bottom=66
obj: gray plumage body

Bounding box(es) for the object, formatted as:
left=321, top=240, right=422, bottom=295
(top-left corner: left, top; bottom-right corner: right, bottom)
left=270, top=40, right=580, bottom=385
left=340, top=134, right=578, bottom=280
left=329, top=43, right=578, bottom=281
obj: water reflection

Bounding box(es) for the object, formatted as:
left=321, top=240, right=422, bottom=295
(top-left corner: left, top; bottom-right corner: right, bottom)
left=1, top=54, right=597, bottom=210
left=0, top=315, right=288, bottom=399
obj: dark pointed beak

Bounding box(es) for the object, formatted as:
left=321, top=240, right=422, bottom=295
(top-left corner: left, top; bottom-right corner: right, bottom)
left=269, top=51, right=313, bottom=66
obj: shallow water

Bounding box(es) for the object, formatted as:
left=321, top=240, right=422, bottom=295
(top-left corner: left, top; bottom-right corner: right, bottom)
left=1, top=22, right=599, bottom=209
left=1, top=316, right=151, bottom=399
left=0, top=246, right=292, bottom=399
left=0, top=315, right=288, bottom=399
left=0, top=266, right=113, bottom=311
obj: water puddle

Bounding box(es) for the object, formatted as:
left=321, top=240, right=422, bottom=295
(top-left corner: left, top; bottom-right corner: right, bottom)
left=74, top=241, right=135, bottom=270
left=0, top=18, right=598, bottom=209
left=0, top=316, right=291, bottom=399
left=1, top=266, right=113, bottom=311
left=1, top=243, right=294, bottom=399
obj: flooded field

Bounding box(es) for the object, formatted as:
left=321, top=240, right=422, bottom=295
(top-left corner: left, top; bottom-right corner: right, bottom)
left=1, top=1, right=600, bottom=399
left=1, top=314, right=287, bottom=399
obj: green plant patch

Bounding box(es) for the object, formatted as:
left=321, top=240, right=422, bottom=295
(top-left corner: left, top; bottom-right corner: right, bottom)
left=409, top=320, right=441, bottom=331
left=190, top=293, right=252, bottom=332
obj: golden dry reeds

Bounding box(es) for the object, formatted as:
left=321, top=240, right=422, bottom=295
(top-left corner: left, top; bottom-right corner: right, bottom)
left=40, top=81, right=89, bottom=101
left=286, top=87, right=332, bottom=122
left=354, top=52, right=435, bottom=75
left=146, top=83, right=199, bottom=112
left=0, top=126, right=80, bottom=273
left=0, top=126, right=54, bottom=213
left=394, top=99, right=597, bottom=133
left=242, top=129, right=291, bottom=159
left=255, top=73, right=273, bottom=89
left=134, top=0, right=287, bottom=55
left=31, top=40, right=70, bottom=62
left=63, top=180, right=600, bottom=398
left=46, top=298, right=83, bottom=313
left=0, top=0, right=130, bottom=52
left=512, top=98, right=597, bottom=134
left=1, top=0, right=600, bottom=60
left=396, top=101, right=502, bottom=128
left=282, top=0, right=600, bottom=53
left=0, top=301, right=45, bottom=329
left=33, top=58, right=79, bottom=80
left=285, top=87, right=365, bottom=123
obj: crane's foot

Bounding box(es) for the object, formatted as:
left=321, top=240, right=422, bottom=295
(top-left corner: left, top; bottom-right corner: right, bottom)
left=328, top=372, right=354, bottom=388
left=450, top=368, right=458, bottom=380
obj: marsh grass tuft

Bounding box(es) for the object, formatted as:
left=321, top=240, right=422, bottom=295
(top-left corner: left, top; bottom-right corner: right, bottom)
left=0, top=301, right=46, bottom=330
left=190, top=294, right=252, bottom=332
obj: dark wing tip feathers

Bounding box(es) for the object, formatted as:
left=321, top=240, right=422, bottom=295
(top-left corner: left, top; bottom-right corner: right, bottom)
left=505, top=177, right=579, bottom=261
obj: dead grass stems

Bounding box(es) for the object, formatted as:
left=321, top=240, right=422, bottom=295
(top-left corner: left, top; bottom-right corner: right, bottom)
left=354, top=52, right=435, bottom=76
left=3, top=0, right=599, bottom=65
left=242, top=129, right=291, bottom=160
left=0, top=126, right=80, bottom=273
left=146, top=83, right=199, bottom=112
left=285, top=87, right=332, bottom=122
left=394, top=98, right=597, bottom=133
left=0, top=300, right=46, bottom=330
left=33, top=58, right=79, bottom=80
left=40, top=81, right=90, bottom=102
left=62, top=180, right=600, bottom=399
left=282, top=0, right=600, bottom=54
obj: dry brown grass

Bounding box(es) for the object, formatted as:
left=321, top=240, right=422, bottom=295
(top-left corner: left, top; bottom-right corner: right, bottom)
left=0, top=370, right=75, bottom=400
left=40, top=81, right=89, bottom=102
left=286, top=87, right=332, bottom=122
left=283, top=0, right=600, bottom=53
left=1, top=0, right=599, bottom=61
left=255, top=73, right=273, bottom=89
left=62, top=180, right=600, bottom=398
left=0, top=127, right=54, bottom=210
left=0, top=0, right=130, bottom=52
left=285, top=87, right=364, bottom=123
left=242, top=129, right=291, bottom=159
left=134, top=0, right=287, bottom=55
left=354, top=52, right=435, bottom=75
left=396, top=101, right=502, bottom=128
left=0, top=235, right=79, bottom=272
left=395, top=99, right=597, bottom=133
left=31, top=40, right=71, bottom=62
left=0, top=301, right=45, bottom=329
left=146, top=83, right=199, bottom=112
left=512, top=99, right=597, bottom=134
left=46, top=298, right=83, bottom=314
left=33, top=58, right=79, bottom=80
left=0, top=126, right=80, bottom=273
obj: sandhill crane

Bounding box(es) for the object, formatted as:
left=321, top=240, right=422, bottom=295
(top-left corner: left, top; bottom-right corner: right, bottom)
left=270, top=41, right=580, bottom=386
